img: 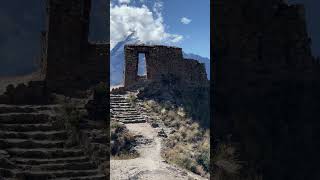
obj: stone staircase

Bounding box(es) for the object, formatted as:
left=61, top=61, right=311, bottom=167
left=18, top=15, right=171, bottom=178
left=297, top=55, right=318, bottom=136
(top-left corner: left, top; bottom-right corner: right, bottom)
left=110, top=94, right=146, bottom=124
left=0, top=105, right=106, bottom=180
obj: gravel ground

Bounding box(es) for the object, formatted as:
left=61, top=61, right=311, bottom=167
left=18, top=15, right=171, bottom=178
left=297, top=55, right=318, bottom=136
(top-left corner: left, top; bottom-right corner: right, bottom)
left=110, top=123, right=207, bottom=180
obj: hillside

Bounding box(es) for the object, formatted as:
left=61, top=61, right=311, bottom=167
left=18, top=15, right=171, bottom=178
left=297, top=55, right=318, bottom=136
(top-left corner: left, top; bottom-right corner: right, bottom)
left=110, top=84, right=210, bottom=179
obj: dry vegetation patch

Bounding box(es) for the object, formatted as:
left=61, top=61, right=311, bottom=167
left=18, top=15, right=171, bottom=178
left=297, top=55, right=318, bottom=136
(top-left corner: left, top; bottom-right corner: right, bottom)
left=110, top=121, right=139, bottom=159
left=141, top=99, right=210, bottom=178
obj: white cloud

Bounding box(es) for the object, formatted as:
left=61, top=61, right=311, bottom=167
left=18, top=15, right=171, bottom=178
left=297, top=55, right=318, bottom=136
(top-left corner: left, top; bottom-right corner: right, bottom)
left=181, top=17, right=192, bottom=25
left=110, top=1, right=183, bottom=49
left=118, top=0, right=131, bottom=4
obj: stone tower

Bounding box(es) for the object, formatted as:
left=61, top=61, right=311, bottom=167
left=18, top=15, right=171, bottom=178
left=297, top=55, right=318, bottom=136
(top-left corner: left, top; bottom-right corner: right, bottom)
left=213, top=0, right=318, bottom=179
left=42, top=0, right=109, bottom=94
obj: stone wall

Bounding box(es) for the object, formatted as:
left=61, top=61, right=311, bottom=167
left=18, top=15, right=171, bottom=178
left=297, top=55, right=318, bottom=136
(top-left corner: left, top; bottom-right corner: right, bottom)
left=42, top=0, right=108, bottom=94
left=124, top=45, right=207, bottom=87
left=213, top=0, right=320, bottom=179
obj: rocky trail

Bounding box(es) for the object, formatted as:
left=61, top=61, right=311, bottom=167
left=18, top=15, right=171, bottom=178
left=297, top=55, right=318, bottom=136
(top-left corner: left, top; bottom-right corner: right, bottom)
left=110, top=94, right=207, bottom=180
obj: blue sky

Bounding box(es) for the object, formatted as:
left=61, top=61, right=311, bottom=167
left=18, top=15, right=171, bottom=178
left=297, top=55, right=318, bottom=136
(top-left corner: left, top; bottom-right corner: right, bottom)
left=161, top=0, right=211, bottom=58
left=110, top=0, right=210, bottom=58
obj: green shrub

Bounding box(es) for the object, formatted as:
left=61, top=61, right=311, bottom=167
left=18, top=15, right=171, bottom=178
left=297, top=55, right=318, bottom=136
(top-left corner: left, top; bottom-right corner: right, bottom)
left=127, top=93, right=137, bottom=105
left=56, top=102, right=83, bottom=146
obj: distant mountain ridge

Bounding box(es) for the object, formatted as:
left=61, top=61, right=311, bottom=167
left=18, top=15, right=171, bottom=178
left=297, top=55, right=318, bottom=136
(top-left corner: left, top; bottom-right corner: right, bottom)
left=110, top=35, right=210, bottom=86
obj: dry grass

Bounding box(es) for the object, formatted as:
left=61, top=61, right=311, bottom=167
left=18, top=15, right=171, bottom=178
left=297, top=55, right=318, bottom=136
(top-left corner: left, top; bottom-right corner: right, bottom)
left=127, top=93, right=138, bottom=106
left=110, top=121, right=139, bottom=159
left=142, top=100, right=210, bottom=178
left=54, top=102, right=83, bottom=146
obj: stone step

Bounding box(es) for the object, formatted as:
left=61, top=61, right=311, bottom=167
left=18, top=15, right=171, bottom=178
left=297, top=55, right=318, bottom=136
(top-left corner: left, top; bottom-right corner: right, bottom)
left=110, top=108, right=136, bottom=111
left=55, top=174, right=106, bottom=180
left=0, top=113, right=51, bottom=124
left=110, top=97, right=127, bottom=101
left=0, top=131, right=67, bottom=141
left=111, top=113, right=141, bottom=117
left=12, top=156, right=90, bottom=166
left=88, top=136, right=108, bottom=144
left=111, top=109, right=139, bottom=113
left=111, top=115, right=144, bottom=119
left=0, top=139, right=65, bottom=149
left=121, top=116, right=145, bottom=120
left=0, top=123, right=57, bottom=132
left=110, top=94, right=125, bottom=97
left=0, top=168, right=16, bottom=178
left=20, top=162, right=97, bottom=171
left=110, top=101, right=130, bottom=104
left=111, top=106, right=132, bottom=110
left=111, top=111, right=140, bottom=115
left=17, top=169, right=101, bottom=179
left=110, top=98, right=127, bottom=101
left=110, top=111, right=139, bottom=114
left=110, top=95, right=127, bottom=97
left=0, top=105, right=58, bottom=114
left=111, top=116, right=145, bottom=121
left=119, top=119, right=146, bottom=124
left=7, top=148, right=84, bottom=159
left=110, top=103, right=131, bottom=107
left=110, top=101, right=128, bottom=104
left=110, top=105, right=131, bottom=108
left=110, top=95, right=128, bottom=100
left=110, top=102, right=128, bottom=105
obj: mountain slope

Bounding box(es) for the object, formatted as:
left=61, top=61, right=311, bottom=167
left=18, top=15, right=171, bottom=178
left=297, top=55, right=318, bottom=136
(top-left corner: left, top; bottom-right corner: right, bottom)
left=183, top=52, right=210, bottom=78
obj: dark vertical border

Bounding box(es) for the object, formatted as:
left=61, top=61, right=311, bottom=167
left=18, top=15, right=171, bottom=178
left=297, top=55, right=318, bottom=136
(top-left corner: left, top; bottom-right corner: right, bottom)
left=210, top=0, right=214, bottom=175
left=106, top=0, right=111, bottom=179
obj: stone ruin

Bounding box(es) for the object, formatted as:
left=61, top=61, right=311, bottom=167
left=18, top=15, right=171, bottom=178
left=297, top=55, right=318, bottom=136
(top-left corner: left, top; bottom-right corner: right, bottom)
left=0, top=0, right=109, bottom=104
left=213, top=0, right=320, bottom=179
left=123, top=45, right=207, bottom=88
left=42, top=0, right=109, bottom=94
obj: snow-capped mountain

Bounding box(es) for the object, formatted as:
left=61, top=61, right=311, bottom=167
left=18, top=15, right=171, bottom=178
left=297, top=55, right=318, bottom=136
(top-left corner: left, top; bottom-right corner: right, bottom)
left=110, top=32, right=140, bottom=86
left=182, top=52, right=210, bottom=79
left=110, top=34, right=210, bottom=86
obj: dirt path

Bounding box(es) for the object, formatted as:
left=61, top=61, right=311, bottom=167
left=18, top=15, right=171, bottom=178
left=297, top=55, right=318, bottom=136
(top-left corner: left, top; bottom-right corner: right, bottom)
left=110, top=123, right=207, bottom=180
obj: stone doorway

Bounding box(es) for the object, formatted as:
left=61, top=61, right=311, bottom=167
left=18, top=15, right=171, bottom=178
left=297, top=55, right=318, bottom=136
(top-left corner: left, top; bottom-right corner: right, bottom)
left=137, top=53, right=147, bottom=77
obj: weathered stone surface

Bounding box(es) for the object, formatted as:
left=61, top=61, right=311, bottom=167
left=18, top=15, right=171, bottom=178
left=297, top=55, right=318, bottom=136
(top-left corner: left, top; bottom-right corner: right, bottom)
left=213, top=0, right=319, bottom=179
left=110, top=94, right=146, bottom=124
left=0, top=81, right=50, bottom=105
left=123, top=45, right=207, bottom=88
left=85, top=83, right=108, bottom=121
left=0, top=105, right=107, bottom=179
left=41, top=0, right=109, bottom=95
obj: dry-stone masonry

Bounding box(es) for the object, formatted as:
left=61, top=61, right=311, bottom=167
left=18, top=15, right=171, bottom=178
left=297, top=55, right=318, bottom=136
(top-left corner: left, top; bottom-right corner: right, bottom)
left=0, top=0, right=109, bottom=103
left=213, top=0, right=320, bottom=179
left=123, top=45, right=207, bottom=88
left=41, top=0, right=109, bottom=94
left=0, top=104, right=107, bottom=179
left=110, top=94, right=146, bottom=124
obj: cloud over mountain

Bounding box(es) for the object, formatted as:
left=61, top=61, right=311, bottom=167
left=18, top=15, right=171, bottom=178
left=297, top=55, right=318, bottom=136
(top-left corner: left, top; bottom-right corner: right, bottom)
left=110, top=0, right=183, bottom=49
